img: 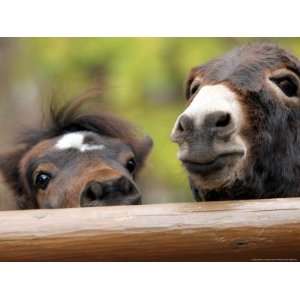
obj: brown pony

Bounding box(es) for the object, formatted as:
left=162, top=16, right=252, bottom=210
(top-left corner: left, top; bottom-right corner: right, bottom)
left=0, top=96, right=152, bottom=209
left=171, top=43, right=300, bottom=201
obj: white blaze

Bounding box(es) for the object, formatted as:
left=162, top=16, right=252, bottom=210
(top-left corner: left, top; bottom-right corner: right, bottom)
left=55, top=132, right=105, bottom=152
left=174, top=84, right=242, bottom=131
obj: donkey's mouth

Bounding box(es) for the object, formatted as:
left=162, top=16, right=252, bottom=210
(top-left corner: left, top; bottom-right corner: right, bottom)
left=181, top=151, right=244, bottom=175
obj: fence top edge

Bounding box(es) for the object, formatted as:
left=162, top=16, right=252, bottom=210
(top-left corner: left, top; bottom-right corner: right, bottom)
left=0, top=197, right=299, bottom=218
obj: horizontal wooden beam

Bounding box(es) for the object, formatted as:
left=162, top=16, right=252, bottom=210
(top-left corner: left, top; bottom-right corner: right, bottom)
left=0, top=198, right=300, bottom=261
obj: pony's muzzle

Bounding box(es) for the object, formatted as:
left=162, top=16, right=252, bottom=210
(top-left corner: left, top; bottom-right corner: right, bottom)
left=80, top=176, right=141, bottom=206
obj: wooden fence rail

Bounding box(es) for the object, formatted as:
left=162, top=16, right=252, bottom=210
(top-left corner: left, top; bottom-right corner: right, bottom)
left=0, top=198, right=300, bottom=261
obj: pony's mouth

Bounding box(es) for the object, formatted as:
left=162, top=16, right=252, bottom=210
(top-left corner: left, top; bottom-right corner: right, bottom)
left=181, top=151, right=245, bottom=175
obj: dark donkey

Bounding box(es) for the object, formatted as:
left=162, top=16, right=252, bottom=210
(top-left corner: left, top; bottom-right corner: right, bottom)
left=171, top=43, right=300, bottom=201
left=0, top=96, right=152, bottom=209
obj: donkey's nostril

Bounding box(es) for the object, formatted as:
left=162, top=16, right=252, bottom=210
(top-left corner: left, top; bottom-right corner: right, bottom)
left=215, top=113, right=231, bottom=127
left=177, top=120, right=184, bottom=132
left=171, top=114, right=194, bottom=142
left=177, top=114, right=194, bottom=133
left=205, top=111, right=233, bottom=130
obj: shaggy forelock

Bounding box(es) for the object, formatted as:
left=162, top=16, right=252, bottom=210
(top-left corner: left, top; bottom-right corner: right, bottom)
left=18, top=93, right=142, bottom=151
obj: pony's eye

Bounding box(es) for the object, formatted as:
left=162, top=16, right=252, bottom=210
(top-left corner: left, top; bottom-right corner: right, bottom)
left=190, top=82, right=201, bottom=97
left=126, top=158, right=136, bottom=174
left=34, top=172, right=52, bottom=190
left=271, top=75, right=299, bottom=97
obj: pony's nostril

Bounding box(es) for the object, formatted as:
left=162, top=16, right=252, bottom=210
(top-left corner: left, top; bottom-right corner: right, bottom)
left=81, top=177, right=139, bottom=206
left=85, top=182, right=103, bottom=201
left=215, top=113, right=231, bottom=127
left=118, top=176, right=132, bottom=193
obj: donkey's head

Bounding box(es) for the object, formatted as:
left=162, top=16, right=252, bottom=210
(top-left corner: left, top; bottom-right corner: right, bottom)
left=0, top=97, right=152, bottom=209
left=171, top=43, right=300, bottom=201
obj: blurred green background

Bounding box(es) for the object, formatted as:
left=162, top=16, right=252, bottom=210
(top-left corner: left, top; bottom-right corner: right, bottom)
left=0, top=37, right=300, bottom=206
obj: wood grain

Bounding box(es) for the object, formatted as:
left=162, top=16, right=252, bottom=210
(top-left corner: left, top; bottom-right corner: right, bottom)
left=0, top=198, right=300, bottom=261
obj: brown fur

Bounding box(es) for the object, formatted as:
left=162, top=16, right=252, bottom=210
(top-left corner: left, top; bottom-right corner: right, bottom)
left=0, top=94, right=152, bottom=209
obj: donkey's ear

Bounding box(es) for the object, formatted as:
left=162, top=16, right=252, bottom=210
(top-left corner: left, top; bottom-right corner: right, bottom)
left=133, top=135, right=153, bottom=171
left=0, top=146, right=26, bottom=195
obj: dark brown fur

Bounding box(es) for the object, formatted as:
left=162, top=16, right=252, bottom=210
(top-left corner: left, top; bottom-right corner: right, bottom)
left=178, top=43, right=300, bottom=201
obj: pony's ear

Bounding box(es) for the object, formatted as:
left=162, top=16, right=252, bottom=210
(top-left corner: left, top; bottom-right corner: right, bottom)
left=132, top=135, right=153, bottom=172
left=0, top=146, right=27, bottom=196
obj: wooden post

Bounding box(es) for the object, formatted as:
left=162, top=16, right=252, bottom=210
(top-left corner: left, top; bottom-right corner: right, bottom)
left=0, top=198, right=300, bottom=261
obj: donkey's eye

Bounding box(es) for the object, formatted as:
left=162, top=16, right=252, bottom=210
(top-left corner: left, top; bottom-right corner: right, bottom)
left=126, top=158, right=136, bottom=174
left=271, top=75, right=299, bottom=97
left=190, top=82, right=201, bottom=97
left=34, top=172, right=52, bottom=190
